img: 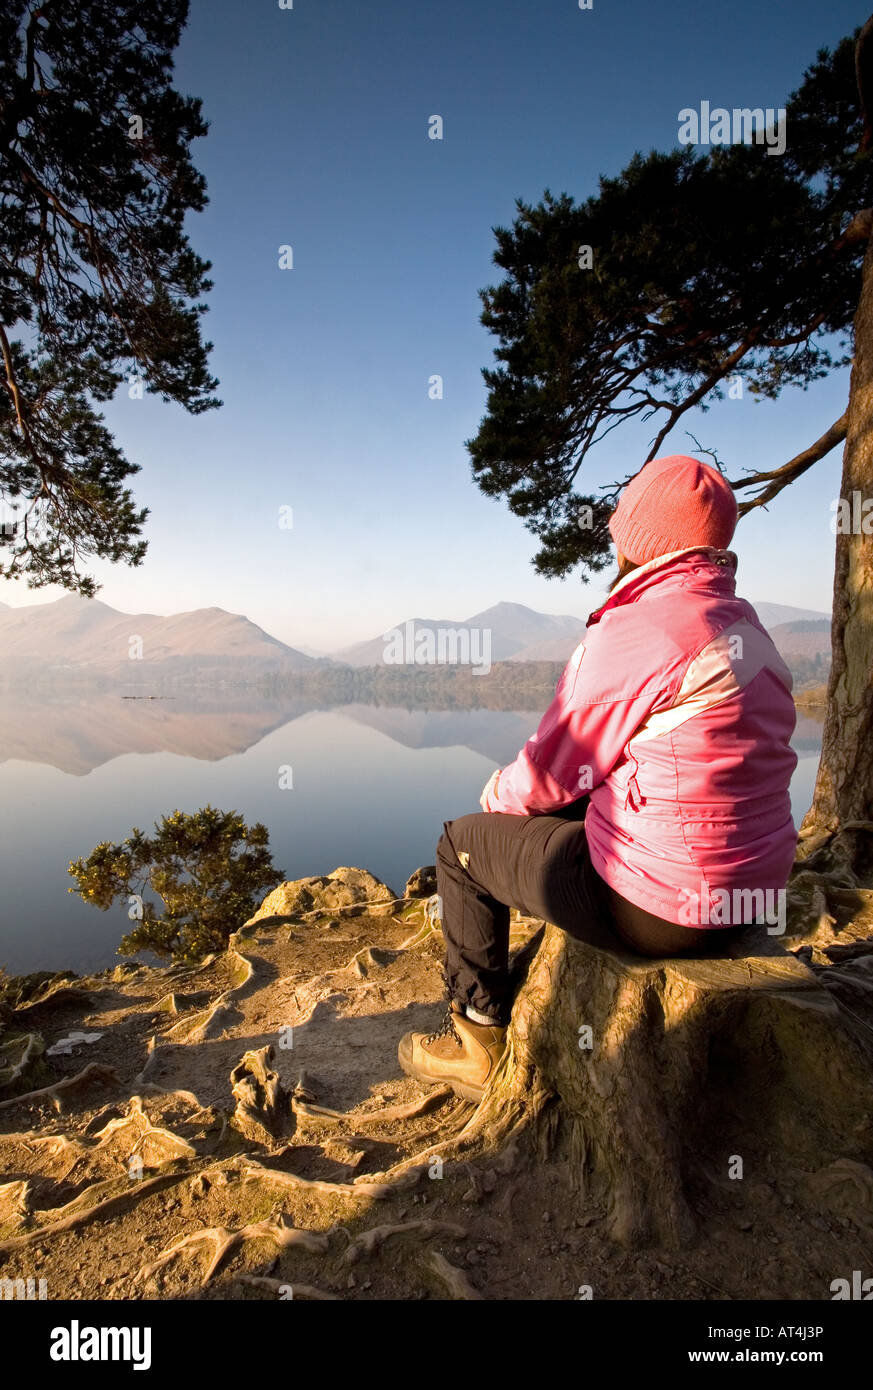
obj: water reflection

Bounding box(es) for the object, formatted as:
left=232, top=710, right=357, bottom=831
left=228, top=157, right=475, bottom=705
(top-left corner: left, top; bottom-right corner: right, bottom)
left=0, top=695, right=823, bottom=974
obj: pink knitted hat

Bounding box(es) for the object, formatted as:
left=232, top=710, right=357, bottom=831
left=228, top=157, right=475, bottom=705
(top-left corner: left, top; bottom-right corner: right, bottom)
left=608, top=454, right=738, bottom=564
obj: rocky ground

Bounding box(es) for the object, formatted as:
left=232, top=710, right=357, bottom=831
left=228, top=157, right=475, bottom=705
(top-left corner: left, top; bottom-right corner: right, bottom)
left=1, top=865, right=873, bottom=1302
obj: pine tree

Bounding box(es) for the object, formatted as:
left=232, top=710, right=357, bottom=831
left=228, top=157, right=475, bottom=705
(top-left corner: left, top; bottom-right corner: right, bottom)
left=0, top=1, right=219, bottom=594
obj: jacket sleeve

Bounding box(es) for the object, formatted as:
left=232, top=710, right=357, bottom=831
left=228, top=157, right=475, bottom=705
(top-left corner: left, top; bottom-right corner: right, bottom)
left=482, top=622, right=669, bottom=815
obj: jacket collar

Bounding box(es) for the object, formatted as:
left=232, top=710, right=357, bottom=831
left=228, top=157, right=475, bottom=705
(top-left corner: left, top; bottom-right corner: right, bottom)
left=587, top=546, right=738, bottom=624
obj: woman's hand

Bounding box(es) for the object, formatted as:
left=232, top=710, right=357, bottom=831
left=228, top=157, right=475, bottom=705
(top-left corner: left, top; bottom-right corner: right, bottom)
left=480, top=769, right=501, bottom=812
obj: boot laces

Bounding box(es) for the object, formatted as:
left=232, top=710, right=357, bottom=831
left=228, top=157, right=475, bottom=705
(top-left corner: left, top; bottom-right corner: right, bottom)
left=425, top=1006, right=462, bottom=1047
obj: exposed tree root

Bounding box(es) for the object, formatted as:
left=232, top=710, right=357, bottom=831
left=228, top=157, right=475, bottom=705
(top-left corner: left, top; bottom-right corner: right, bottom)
left=375, top=1100, right=488, bottom=1185
left=397, top=919, right=439, bottom=951
left=240, top=1157, right=396, bottom=1200
left=823, top=936, right=873, bottom=963
left=425, top=1250, right=483, bottom=1300
left=162, top=999, right=234, bottom=1044
left=0, top=1179, right=32, bottom=1228
left=795, top=825, right=873, bottom=883
left=25, top=1132, right=91, bottom=1159
left=0, top=1062, right=117, bottom=1114
left=131, top=941, right=264, bottom=1100
left=154, top=991, right=209, bottom=1016
left=136, top=1211, right=329, bottom=1286
left=225, top=945, right=258, bottom=990
left=92, top=1095, right=198, bottom=1165
left=8, top=981, right=93, bottom=1013
left=133, top=1036, right=161, bottom=1089
left=345, top=946, right=402, bottom=978
left=0, top=1169, right=193, bottom=1254
left=33, top=1175, right=129, bottom=1221
left=293, top=1087, right=453, bottom=1127
left=155, top=945, right=255, bottom=1047
left=135, top=1084, right=213, bottom=1113
left=0, top=1030, right=46, bottom=1090
left=22, top=1095, right=208, bottom=1179
left=342, top=1219, right=466, bottom=1264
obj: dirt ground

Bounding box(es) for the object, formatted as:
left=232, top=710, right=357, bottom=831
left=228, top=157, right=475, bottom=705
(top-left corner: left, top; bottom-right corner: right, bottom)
left=1, top=870, right=872, bottom=1302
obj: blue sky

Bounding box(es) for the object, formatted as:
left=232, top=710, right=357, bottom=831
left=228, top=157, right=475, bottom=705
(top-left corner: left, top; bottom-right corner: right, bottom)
left=6, top=0, right=866, bottom=649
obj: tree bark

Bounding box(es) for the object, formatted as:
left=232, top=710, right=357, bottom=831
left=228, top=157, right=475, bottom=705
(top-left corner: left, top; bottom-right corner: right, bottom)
left=799, top=231, right=873, bottom=873
left=464, top=918, right=873, bottom=1249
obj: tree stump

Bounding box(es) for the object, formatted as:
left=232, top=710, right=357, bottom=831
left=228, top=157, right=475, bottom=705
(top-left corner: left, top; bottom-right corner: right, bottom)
left=468, top=917, right=873, bottom=1249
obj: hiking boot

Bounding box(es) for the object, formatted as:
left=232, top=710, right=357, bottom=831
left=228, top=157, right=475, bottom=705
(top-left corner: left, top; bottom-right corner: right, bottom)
left=398, top=1002, right=507, bottom=1103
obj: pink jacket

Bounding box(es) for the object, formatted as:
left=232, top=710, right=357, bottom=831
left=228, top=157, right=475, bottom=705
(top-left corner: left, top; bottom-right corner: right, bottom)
left=483, top=547, right=798, bottom=927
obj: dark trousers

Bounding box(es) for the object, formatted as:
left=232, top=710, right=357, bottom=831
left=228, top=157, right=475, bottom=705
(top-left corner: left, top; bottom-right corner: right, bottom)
left=435, top=801, right=746, bottom=1025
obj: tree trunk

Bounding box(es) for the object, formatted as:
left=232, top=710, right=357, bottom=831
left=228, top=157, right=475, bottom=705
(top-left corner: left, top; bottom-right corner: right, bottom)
left=458, top=917, right=873, bottom=1250
left=799, top=231, right=873, bottom=875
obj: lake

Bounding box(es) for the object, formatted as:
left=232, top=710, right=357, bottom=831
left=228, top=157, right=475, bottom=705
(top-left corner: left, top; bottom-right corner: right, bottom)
left=0, top=692, right=824, bottom=974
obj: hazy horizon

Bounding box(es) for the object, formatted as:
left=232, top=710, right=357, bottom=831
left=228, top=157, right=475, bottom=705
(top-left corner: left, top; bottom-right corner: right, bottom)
left=0, top=589, right=833, bottom=658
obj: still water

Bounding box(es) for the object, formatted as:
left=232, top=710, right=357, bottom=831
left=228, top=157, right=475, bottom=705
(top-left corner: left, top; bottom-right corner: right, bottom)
left=0, top=693, right=823, bottom=974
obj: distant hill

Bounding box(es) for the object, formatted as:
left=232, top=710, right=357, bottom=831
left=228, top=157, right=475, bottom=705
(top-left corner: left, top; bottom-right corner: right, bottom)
left=767, top=619, right=832, bottom=661
left=465, top=602, right=585, bottom=658
left=750, top=602, right=830, bottom=629
left=1, top=595, right=316, bottom=686
left=334, top=616, right=455, bottom=667
left=333, top=601, right=587, bottom=666
left=2, top=592, right=833, bottom=691
left=333, top=597, right=833, bottom=671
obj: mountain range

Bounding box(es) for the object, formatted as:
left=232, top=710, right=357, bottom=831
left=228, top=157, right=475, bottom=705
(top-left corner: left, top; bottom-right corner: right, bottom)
left=332, top=599, right=832, bottom=669
left=0, top=594, right=832, bottom=684
left=0, top=595, right=315, bottom=683
left=333, top=601, right=587, bottom=665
